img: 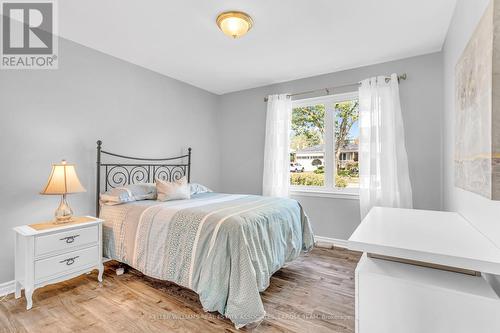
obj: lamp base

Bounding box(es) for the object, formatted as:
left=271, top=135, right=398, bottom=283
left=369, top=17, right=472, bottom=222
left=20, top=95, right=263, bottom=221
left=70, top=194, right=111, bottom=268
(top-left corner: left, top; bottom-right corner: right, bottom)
left=54, top=194, right=74, bottom=224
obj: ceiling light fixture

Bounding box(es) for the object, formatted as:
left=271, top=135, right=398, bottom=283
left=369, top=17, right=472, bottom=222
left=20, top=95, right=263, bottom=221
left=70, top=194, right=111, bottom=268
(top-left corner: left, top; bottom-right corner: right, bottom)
left=216, top=11, right=253, bottom=38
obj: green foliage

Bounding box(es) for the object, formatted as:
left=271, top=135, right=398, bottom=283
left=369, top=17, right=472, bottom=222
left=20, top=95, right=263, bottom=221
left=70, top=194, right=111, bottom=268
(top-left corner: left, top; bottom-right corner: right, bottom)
left=290, top=172, right=349, bottom=188
left=290, top=100, right=359, bottom=191
left=337, top=170, right=350, bottom=177
left=290, top=173, right=324, bottom=186
left=311, top=159, right=322, bottom=167
left=291, top=105, right=325, bottom=149
left=344, top=161, right=359, bottom=170
left=291, top=101, right=359, bottom=171
left=313, top=166, right=324, bottom=174
left=335, top=100, right=359, bottom=168
left=290, top=133, right=321, bottom=151
left=338, top=161, right=359, bottom=177
left=335, top=101, right=359, bottom=148
left=335, top=175, right=348, bottom=188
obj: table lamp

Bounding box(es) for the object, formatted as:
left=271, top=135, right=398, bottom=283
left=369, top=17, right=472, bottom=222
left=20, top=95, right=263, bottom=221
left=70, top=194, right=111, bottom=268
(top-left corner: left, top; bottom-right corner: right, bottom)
left=40, top=160, right=86, bottom=223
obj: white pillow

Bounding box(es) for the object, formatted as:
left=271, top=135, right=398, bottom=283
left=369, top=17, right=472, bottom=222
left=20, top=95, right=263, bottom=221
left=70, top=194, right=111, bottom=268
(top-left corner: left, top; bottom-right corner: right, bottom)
left=156, top=176, right=191, bottom=201
left=190, top=183, right=213, bottom=195
left=100, top=183, right=157, bottom=205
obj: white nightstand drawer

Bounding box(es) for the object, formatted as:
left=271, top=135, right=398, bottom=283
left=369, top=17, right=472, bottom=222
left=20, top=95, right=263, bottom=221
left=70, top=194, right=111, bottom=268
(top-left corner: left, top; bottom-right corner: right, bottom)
left=15, top=217, right=103, bottom=310
left=35, top=246, right=99, bottom=282
left=35, top=225, right=98, bottom=256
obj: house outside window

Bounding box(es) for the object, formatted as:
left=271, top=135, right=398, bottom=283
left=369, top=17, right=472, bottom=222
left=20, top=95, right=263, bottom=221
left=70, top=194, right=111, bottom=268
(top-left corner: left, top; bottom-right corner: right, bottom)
left=290, top=92, right=359, bottom=195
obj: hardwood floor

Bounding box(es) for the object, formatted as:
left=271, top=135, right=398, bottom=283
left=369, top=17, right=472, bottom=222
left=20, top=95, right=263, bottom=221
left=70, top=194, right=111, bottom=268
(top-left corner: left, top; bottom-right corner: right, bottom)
left=0, top=247, right=361, bottom=333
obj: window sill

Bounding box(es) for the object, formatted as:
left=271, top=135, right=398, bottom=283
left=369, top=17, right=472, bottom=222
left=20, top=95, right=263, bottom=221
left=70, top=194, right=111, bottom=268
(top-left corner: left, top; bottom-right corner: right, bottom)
left=290, top=188, right=360, bottom=200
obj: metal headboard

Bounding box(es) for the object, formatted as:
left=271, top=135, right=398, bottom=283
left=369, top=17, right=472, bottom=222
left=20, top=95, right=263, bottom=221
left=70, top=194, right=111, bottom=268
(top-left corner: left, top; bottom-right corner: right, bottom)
left=96, top=140, right=191, bottom=216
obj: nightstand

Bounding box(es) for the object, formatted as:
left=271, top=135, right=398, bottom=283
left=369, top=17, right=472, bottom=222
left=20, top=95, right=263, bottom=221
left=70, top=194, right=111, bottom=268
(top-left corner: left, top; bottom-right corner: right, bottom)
left=13, top=216, right=104, bottom=310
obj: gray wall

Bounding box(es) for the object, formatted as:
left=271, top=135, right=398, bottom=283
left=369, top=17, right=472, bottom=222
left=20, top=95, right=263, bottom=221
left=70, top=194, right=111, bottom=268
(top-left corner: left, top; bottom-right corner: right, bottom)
left=218, top=53, right=444, bottom=241
left=0, top=35, right=445, bottom=284
left=0, top=38, right=221, bottom=283
left=443, top=0, right=500, bottom=249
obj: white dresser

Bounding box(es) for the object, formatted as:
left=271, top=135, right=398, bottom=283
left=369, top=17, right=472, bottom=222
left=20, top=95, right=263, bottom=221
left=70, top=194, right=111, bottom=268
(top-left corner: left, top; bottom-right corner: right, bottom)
left=349, top=207, right=500, bottom=333
left=14, top=216, right=104, bottom=310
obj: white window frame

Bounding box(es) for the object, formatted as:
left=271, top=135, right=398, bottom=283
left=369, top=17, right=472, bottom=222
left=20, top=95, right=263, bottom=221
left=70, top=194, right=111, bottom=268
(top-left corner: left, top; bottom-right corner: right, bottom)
left=290, top=91, right=360, bottom=198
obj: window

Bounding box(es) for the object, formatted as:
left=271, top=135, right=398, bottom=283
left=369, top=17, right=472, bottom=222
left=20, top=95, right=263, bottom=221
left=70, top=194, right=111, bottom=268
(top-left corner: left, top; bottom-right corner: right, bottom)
left=290, top=92, right=359, bottom=194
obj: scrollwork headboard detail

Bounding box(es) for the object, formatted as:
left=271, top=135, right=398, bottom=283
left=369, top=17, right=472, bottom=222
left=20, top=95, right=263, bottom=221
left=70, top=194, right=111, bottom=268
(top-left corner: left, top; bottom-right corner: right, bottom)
left=96, top=140, right=191, bottom=216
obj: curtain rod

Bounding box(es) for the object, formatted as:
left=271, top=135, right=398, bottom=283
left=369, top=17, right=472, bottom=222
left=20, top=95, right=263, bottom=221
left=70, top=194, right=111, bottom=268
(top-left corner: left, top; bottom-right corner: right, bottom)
left=263, top=73, right=407, bottom=102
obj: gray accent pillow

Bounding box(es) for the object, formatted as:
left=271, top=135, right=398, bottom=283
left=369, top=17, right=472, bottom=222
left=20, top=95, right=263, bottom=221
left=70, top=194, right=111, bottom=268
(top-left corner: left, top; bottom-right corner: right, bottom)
left=100, top=183, right=157, bottom=205
left=190, top=183, right=213, bottom=195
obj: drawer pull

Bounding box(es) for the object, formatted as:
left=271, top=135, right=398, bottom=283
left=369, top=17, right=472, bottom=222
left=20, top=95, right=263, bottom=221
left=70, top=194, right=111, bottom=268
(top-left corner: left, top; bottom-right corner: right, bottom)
left=59, top=256, right=79, bottom=266
left=60, top=235, right=80, bottom=244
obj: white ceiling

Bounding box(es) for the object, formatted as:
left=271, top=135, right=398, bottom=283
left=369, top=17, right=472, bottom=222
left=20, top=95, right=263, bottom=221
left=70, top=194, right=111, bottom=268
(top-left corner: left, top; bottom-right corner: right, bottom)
left=59, top=0, right=456, bottom=95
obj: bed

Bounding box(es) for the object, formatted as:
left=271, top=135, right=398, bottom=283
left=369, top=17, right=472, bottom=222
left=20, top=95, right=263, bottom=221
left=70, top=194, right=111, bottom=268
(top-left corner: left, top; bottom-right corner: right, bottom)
left=95, top=141, right=314, bottom=328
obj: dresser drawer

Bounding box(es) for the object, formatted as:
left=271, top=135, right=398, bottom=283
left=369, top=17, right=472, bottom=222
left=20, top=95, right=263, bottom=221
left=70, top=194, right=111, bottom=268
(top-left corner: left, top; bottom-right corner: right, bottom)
left=35, top=246, right=99, bottom=282
left=35, top=225, right=98, bottom=256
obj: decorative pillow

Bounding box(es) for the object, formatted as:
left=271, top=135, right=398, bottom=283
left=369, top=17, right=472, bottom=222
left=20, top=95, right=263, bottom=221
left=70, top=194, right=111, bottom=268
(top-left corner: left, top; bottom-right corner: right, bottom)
left=156, top=176, right=191, bottom=201
left=100, top=183, right=157, bottom=205
left=190, top=183, right=213, bottom=195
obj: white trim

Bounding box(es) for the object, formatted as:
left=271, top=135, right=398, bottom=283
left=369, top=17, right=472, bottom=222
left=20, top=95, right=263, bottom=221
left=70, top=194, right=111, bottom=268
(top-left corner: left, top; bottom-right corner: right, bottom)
left=314, top=236, right=349, bottom=249
left=0, top=280, right=15, bottom=297
left=291, top=91, right=360, bottom=198
left=290, top=189, right=359, bottom=200
left=324, top=102, right=335, bottom=188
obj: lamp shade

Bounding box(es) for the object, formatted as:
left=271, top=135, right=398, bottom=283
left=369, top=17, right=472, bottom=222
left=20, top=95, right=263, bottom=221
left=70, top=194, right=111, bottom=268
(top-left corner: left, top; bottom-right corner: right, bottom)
left=216, top=11, right=253, bottom=38
left=40, top=160, right=86, bottom=195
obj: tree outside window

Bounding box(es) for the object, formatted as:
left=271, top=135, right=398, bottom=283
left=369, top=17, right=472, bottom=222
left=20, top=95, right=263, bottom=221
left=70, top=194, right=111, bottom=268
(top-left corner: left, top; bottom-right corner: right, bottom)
left=290, top=93, right=359, bottom=190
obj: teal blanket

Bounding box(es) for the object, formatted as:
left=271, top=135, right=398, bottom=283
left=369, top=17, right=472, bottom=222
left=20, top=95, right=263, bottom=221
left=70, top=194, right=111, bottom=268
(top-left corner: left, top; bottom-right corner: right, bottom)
left=102, top=193, right=314, bottom=328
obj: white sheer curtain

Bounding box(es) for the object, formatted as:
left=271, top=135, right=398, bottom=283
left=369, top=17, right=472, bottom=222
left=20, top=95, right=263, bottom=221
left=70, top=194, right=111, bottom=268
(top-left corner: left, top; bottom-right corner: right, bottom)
left=358, top=74, right=413, bottom=219
left=262, top=94, right=292, bottom=197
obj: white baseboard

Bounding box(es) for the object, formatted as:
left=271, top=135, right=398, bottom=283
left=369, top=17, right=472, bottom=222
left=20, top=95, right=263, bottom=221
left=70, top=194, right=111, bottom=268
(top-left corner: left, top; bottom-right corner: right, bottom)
left=0, top=280, right=15, bottom=297
left=314, top=236, right=348, bottom=249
